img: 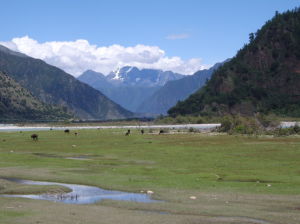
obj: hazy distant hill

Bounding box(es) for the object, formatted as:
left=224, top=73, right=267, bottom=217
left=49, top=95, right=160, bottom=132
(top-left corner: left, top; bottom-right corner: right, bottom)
left=78, top=67, right=183, bottom=112
left=169, top=8, right=300, bottom=117
left=137, top=62, right=223, bottom=115
left=77, top=70, right=111, bottom=90
left=0, top=45, right=133, bottom=120
left=0, top=71, right=70, bottom=121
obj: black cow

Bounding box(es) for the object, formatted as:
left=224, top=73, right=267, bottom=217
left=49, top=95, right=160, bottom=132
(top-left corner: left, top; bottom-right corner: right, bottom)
left=125, top=129, right=130, bottom=136
left=31, top=134, right=38, bottom=141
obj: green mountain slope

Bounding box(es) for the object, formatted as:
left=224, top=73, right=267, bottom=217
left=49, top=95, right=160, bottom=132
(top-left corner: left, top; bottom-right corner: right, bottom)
left=169, top=8, right=300, bottom=117
left=0, top=46, right=133, bottom=120
left=0, top=71, right=70, bottom=121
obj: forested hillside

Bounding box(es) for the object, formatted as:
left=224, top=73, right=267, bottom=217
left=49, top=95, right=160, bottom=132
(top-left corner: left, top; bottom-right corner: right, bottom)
left=169, top=8, right=300, bottom=117
left=0, top=71, right=70, bottom=121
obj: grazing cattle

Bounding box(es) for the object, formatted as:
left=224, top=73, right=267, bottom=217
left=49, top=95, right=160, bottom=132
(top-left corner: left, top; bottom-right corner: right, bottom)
left=74, top=132, right=78, bottom=136
left=31, top=134, right=38, bottom=141
left=125, top=129, right=130, bottom=136
left=141, top=129, right=144, bottom=135
left=64, top=129, right=70, bottom=134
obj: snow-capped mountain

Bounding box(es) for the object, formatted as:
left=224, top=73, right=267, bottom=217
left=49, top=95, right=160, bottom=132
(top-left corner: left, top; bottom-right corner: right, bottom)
left=78, top=67, right=185, bottom=112
left=106, top=66, right=184, bottom=87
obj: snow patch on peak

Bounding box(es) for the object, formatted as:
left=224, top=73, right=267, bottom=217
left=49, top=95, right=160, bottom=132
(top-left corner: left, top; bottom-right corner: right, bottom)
left=112, top=67, right=123, bottom=80
left=126, top=66, right=133, bottom=74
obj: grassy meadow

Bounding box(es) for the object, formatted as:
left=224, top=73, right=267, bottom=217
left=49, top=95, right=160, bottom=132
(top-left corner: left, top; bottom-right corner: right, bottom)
left=0, top=128, right=299, bottom=224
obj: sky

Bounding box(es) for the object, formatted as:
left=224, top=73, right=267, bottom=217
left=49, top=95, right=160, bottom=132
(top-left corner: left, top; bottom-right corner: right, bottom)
left=0, top=0, right=299, bottom=76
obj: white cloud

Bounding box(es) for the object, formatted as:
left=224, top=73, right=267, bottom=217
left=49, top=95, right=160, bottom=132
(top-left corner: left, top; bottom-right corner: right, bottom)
left=165, top=33, right=190, bottom=40
left=0, top=36, right=207, bottom=76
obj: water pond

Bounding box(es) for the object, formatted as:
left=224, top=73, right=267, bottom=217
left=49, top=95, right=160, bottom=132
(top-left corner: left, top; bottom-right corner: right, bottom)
left=1, top=179, right=159, bottom=204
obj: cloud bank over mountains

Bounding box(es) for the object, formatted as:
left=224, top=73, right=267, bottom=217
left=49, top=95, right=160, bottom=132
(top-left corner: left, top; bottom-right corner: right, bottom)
left=0, top=36, right=207, bottom=76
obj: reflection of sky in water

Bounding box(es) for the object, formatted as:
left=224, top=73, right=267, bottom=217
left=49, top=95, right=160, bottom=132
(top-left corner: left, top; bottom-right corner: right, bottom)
left=2, top=179, right=160, bottom=204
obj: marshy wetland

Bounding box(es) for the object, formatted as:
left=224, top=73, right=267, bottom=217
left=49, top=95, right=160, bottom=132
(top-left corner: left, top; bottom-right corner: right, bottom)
left=0, top=126, right=299, bottom=224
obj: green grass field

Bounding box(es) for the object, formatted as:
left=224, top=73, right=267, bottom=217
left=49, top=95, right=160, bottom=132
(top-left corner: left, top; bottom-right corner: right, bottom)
left=0, top=128, right=299, bottom=224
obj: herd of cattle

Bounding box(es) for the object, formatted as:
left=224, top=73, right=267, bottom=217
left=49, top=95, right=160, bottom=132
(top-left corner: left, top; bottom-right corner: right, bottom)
left=30, top=129, right=166, bottom=140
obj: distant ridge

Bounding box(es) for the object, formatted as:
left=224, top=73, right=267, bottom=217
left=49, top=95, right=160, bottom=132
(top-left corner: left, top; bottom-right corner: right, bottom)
left=106, top=66, right=184, bottom=87
left=137, top=62, right=224, bottom=115
left=0, top=45, right=133, bottom=120
left=78, top=67, right=184, bottom=112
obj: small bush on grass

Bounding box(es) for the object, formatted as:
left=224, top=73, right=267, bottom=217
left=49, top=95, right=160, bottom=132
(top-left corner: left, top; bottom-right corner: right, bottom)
left=293, top=124, right=300, bottom=133
left=256, top=113, right=280, bottom=128
left=188, top=127, right=200, bottom=133
left=273, top=125, right=300, bottom=136
left=218, top=115, right=262, bottom=135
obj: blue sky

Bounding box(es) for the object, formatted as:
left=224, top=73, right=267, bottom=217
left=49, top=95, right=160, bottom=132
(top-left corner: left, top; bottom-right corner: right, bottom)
left=0, top=0, right=299, bottom=75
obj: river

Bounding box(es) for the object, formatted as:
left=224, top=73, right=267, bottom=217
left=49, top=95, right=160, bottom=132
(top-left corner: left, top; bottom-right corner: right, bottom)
left=0, top=123, right=221, bottom=132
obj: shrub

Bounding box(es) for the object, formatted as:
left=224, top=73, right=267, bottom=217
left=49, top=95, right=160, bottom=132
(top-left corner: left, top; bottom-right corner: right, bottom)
left=271, top=124, right=300, bottom=136
left=188, top=127, right=197, bottom=133
left=234, top=124, right=249, bottom=134
left=293, top=124, right=300, bottom=133
left=160, top=128, right=170, bottom=133
left=196, top=117, right=204, bottom=124
left=218, top=115, right=261, bottom=135
left=256, top=114, right=279, bottom=127
left=219, top=117, right=232, bottom=132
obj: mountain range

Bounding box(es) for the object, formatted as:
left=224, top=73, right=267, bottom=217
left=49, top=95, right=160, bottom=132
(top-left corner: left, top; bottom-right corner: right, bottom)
left=78, top=63, right=223, bottom=115
left=137, top=62, right=223, bottom=114
left=169, top=8, right=300, bottom=117
left=1, top=9, right=299, bottom=121
left=78, top=67, right=184, bottom=112
left=0, top=45, right=133, bottom=120
left=107, top=66, right=184, bottom=87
